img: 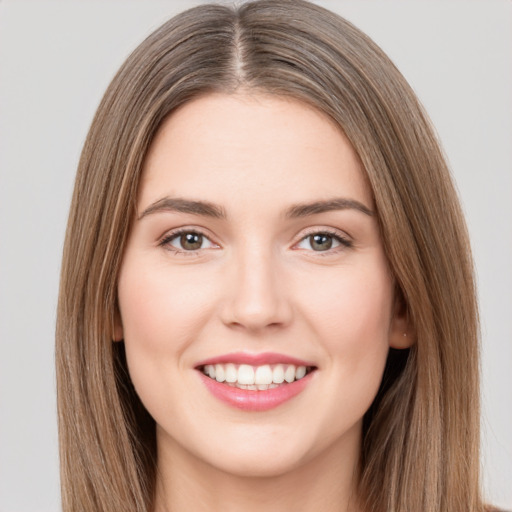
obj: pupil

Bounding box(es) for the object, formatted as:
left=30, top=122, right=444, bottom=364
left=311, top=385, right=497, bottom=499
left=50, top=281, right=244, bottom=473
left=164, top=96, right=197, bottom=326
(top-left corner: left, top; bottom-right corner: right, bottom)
left=181, top=233, right=202, bottom=250
left=311, top=234, right=332, bottom=251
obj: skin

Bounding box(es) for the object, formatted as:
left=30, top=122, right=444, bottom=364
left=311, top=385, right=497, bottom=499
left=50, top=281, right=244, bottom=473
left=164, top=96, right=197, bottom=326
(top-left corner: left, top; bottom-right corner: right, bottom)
left=115, top=93, right=411, bottom=512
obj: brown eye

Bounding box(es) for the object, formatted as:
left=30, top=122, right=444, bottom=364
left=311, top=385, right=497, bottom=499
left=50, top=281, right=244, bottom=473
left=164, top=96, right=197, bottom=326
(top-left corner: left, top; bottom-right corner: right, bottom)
left=309, top=234, right=333, bottom=251
left=180, top=232, right=203, bottom=250
left=160, top=230, right=216, bottom=253
left=295, top=230, right=352, bottom=253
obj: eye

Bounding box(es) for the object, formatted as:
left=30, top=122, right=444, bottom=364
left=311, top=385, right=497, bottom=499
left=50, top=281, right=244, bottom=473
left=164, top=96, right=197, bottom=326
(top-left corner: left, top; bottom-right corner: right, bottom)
left=160, top=229, right=217, bottom=254
left=296, top=230, right=352, bottom=253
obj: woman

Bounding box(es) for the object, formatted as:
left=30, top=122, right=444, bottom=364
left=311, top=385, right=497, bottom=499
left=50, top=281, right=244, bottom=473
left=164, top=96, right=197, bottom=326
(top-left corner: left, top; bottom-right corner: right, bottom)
left=56, top=1, right=490, bottom=511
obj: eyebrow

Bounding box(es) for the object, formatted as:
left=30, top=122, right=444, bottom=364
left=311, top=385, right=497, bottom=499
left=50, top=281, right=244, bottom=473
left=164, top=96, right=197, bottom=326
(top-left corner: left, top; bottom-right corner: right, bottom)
left=138, top=197, right=227, bottom=220
left=284, top=197, right=374, bottom=218
left=138, top=196, right=374, bottom=220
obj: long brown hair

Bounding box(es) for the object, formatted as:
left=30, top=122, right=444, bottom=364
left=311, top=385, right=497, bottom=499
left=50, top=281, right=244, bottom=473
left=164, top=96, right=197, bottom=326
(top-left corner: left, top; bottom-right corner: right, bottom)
left=56, top=1, right=483, bottom=510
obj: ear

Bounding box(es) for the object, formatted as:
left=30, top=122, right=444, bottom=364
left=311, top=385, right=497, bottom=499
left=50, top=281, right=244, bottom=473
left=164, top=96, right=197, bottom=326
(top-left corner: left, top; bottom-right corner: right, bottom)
left=112, top=305, right=124, bottom=342
left=389, top=287, right=415, bottom=349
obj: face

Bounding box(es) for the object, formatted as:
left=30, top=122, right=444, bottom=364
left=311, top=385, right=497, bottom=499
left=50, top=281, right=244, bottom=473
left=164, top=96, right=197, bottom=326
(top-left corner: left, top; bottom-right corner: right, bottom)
left=116, top=93, right=409, bottom=478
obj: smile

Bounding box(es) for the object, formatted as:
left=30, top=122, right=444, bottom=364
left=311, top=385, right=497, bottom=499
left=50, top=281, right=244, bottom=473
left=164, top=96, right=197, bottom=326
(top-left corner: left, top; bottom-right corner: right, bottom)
left=195, top=353, right=317, bottom=411
left=200, top=363, right=312, bottom=390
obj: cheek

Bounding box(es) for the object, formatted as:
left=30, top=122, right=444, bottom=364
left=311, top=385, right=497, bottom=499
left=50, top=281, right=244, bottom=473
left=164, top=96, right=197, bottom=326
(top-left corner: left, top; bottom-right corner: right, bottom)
left=116, top=262, right=213, bottom=417
left=116, top=259, right=219, bottom=421
left=117, top=261, right=215, bottom=354
left=300, top=262, right=394, bottom=348
left=297, top=260, right=393, bottom=399
left=295, top=264, right=393, bottom=444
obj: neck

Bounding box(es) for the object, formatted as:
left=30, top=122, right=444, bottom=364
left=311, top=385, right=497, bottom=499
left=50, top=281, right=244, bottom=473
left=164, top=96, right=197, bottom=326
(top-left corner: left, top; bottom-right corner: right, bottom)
left=153, top=426, right=362, bottom=512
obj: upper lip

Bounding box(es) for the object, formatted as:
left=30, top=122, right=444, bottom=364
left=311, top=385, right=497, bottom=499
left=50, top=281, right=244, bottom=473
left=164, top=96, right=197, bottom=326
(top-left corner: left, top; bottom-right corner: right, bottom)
left=195, top=351, right=316, bottom=368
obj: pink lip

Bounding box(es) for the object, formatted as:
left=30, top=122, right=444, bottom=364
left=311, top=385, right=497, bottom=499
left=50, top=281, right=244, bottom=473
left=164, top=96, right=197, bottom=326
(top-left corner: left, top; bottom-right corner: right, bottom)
left=197, top=371, right=315, bottom=411
left=195, top=351, right=315, bottom=367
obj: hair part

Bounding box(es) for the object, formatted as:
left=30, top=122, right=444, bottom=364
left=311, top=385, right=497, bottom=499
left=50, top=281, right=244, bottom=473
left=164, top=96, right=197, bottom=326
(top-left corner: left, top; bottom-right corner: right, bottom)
left=56, top=1, right=482, bottom=511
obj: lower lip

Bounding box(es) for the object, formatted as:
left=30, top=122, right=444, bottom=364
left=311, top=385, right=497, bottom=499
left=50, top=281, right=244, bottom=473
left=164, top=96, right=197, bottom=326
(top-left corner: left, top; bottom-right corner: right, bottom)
left=198, top=371, right=315, bottom=411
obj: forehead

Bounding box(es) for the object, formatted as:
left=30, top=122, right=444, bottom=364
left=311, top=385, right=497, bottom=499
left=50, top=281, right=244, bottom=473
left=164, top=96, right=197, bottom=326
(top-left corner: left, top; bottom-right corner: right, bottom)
left=139, top=92, right=373, bottom=213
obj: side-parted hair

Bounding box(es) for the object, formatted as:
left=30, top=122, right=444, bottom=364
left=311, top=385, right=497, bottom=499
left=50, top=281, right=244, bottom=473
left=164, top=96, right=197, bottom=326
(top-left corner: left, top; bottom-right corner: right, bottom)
left=56, top=1, right=483, bottom=511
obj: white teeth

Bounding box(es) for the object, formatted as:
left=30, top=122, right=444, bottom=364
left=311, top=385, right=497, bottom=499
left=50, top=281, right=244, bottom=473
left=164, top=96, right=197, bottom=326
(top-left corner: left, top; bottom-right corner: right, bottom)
left=272, top=364, right=285, bottom=384
left=226, top=382, right=281, bottom=390
left=238, top=364, right=255, bottom=385
left=295, top=366, right=306, bottom=379
left=284, top=365, right=296, bottom=383
left=225, top=363, right=237, bottom=383
left=215, top=364, right=225, bottom=382
left=255, top=365, right=273, bottom=385
left=202, top=362, right=312, bottom=387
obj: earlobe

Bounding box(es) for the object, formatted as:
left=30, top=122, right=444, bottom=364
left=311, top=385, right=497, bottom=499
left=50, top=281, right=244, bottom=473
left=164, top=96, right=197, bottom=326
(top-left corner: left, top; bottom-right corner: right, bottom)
left=389, top=289, right=415, bottom=349
left=390, top=329, right=415, bottom=349
left=112, top=307, right=124, bottom=342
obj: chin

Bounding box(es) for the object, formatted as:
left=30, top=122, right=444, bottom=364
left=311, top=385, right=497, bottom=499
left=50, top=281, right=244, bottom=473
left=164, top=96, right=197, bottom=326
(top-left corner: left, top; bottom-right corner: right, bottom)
left=203, top=444, right=308, bottom=479
left=192, top=420, right=340, bottom=479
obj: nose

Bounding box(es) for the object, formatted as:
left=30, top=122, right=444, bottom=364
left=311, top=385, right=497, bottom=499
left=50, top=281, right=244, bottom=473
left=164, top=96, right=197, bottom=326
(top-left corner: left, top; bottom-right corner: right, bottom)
left=219, top=243, right=293, bottom=333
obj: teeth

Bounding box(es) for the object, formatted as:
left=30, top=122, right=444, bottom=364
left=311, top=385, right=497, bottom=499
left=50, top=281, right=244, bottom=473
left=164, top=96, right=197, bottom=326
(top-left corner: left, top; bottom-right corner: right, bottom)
left=284, top=365, right=295, bottom=383
left=272, top=364, right=285, bottom=384
left=215, top=364, right=225, bottom=383
left=255, top=365, right=273, bottom=385
left=238, top=364, right=254, bottom=385
left=225, top=363, right=237, bottom=383
left=227, top=382, right=280, bottom=390
left=296, top=366, right=307, bottom=379
left=202, top=363, right=311, bottom=387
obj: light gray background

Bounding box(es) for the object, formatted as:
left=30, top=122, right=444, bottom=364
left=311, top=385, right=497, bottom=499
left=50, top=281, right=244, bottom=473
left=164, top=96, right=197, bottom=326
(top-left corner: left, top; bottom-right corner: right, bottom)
left=0, top=1, right=510, bottom=510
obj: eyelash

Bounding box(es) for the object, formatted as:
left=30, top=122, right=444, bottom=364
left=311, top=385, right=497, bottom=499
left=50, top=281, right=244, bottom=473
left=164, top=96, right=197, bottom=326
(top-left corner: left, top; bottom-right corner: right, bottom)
left=159, top=227, right=353, bottom=257
left=159, top=229, right=216, bottom=257
left=296, top=228, right=353, bottom=256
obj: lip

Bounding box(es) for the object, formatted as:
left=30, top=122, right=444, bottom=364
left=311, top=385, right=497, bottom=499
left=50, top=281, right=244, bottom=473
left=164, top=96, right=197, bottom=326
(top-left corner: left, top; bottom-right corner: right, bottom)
left=197, top=370, right=316, bottom=411
left=194, top=352, right=317, bottom=412
left=195, top=351, right=316, bottom=367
